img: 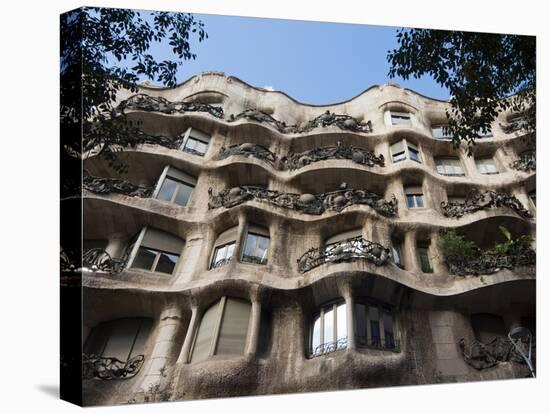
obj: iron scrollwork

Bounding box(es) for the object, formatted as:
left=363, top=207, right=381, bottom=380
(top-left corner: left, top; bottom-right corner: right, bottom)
left=208, top=183, right=398, bottom=217
left=309, top=337, right=348, bottom=358
left=60, top=248, right=127, bottom=274
left=118, top=94, right=224, bottom=118
left=83, top=174, right=154, bottom=198
left=441, top=189, right=532, bottom=219
left=83, top=354, right=145, bottom=380
left=228, top=109, right=373, bottom=134
left=298, top=236, right=390, bottom=273
left=458, top=337, right=533, bottom=370
left=510, top=150, right=536, bottom=172
left=280, top=141, right=384, bottom=170
left=217, top=143, right=277, bottom=164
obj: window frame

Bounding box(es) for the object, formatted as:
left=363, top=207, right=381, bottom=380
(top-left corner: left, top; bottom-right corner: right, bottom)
left=190, top=296, right=252, bottom=363
left=475, top=157, right=499, bottom=175
left=431, top=124, right=453, bottom=140
left=405, top=186, right=425, bottom=209
left=241, top=226, right=270, bottom=265
left=153, top=166, right=196, bottom=207
left=180, top=127, right=211, bottom=156
left=391, top=139, right=422, bottom=164
left=390, top=111, right=412, bottom=126
left=210, top=241, right=236, bottom=269
left=417, top=242, right=433, bottom=273
left=434, top=157, right=465, bottom=176
left=354, top=298, right=399, bottom=351
left=309, top=299, right=347, bottom=357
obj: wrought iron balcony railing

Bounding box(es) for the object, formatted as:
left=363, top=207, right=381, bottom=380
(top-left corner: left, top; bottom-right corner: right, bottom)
left=280, top=141, right=384, bottom=170
left=441, top=189, right=532, bottom=219
left=217, top=143, right=277, bottom=164
left=228, top=109, right=373, bottom=134
left=83, top=354, right=145, bottom=380
left=308, top=337, right=348, bottom=358
left=210, top=257, right=232, bottom=269
left=61, top=248, right=127, bottom=273
left=356, top=336, right=401, bottom=352
left=118, top=94, right=224, bottom=118
left=83, top=174, right=155, bottom=198
left=458, top=337, right=534, bottom=370
left=510, top=150, right=536, bottom=172
left=298, top=236, right=390, bottom=273
left=209, top=183, right=398, bottom=217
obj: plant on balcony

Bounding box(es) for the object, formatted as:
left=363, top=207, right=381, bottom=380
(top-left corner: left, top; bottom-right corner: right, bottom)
left=440, top=227, right=535, bottom=276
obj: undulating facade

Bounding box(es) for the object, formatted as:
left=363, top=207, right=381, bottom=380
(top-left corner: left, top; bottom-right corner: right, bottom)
left=62, top=72, right=536, bottom=405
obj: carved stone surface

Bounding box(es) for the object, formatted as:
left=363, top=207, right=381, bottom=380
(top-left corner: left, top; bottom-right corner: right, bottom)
left=208, top=182, right=397, bottom=217
left=118, top=94, right=224, bottom=118
left=217, top=143, right=277, bottom=164
left=83, top=354, right=145, bottom=380
left=83, top=174, right=155, bottom=198
left=280, top=141, right=384, bottom=170
left=228, top=109, right=372, bottom=134
left=297, top=236, right=390, bottom=273
left=441, top=189, right=532, bottom=219
left=500, top=117, right=529, bottom=134
left=510, top=150, right=536, bottom=172
left=458, top=337, right=529, bottom=370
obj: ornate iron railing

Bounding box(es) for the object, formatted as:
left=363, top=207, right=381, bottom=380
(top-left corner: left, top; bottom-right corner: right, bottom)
left=298, top=236, right=390, bottom=273
left=228, top=109, right=372, bottom=134
left=308, top=337, right=348, bottom=358
left=445, top=244, right=535, bottom=276
left=510, top=150, right=536, bottom=172
left=61, top=248, right=127, bottom=273
left=217, top=143, right=277, bottom=164
left=83, top=354, right=145, bottom=380
left=500, top=117, right=529, bottom=134
left=458, top=337, right=534, bottom=370
left=280, top=141, right=384, bottom=170
left=441, top=189, right=532, bottom=219
left=118, top=94, right=224, bottom=118
left=83, top=174, right=155, bottom=198
left=210, top=257, right=232, bottom=269
left=241, top=254, right=268, bottom=265
left=208, top=183, right=397, bottom=217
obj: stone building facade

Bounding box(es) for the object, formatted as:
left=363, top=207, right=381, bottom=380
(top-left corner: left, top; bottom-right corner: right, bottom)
left=66, top=72, right=536, bottom=405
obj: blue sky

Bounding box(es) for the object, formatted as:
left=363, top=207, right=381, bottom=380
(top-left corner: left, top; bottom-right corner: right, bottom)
left=132, top=12, right=450, bottom=104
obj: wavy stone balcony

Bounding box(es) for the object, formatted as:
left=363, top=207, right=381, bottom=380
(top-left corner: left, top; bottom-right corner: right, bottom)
left=510, top=150, right=536, bottom=172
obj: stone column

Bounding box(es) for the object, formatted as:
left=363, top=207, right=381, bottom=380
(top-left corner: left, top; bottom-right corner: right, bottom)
left=140, top=305, right=183, bottom=391
left=344, top=291, right=356, bottom=350
left=105, top=232, right=126, bottom=258
left=245, top=288, right=262, bottom=357
left=177, top=305, right=198, bottom=364
left=403, top=230, right=421, bottom=273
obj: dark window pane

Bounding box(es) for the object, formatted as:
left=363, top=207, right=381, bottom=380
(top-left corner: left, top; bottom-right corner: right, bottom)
left=416, top=195, right=424, bottom=208
left=355, top=303, right=368, bottom=346
left=406, top=195, right=415, bottom=208
left=132, top=247, right=156, bottom=271
left=155, top=252, right=178, bottom=274
left=409, top=147, right=421, bottom=162
left=174, top=183, right=193, bottom=206
left=370, top=320, right=381, bottom=346
left=157, top=178, right=178, bottom=202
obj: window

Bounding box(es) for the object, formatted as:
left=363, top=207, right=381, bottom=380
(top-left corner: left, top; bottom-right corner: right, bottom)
left=417, top=241, right=433, bottom=273
left=431, top=125, right=453, bottom=140
left=310, top=300, right=347, bottom=357
left=476, top=128, right=493, bottom=138
left=435, top=157, right=465, bottom=176
left=405, top=186, right=424, bottom=209
left=355, top=301, right=398, bottom=349
left=84, top=317, right=153, bottom=362
left=129, top=227, right=184, bottom=275
left=241, top=225, right=270, bottom=265
left=210, top=227, right=238, bottom=269
left=390, top=111, right=412, bottom=126
left=476, top=157, right=498, bottom=175
left=155, top=167, right=196, bottom=207
left=391, top=240, right=404, bottom=269
left=529, top=191, right=536, bottom=206
left=190, top=297, right=251, bottom=363
left=181, top=127, right=210, bottom=156
left=391, top=140, right=422, bottom=163
left=324, top=228, right=363, bottom=261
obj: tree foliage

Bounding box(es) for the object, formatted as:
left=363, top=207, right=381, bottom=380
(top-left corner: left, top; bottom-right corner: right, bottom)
left=387, top=29, right=535, bottom=150
left=60, top=7, right=208, bottom=172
